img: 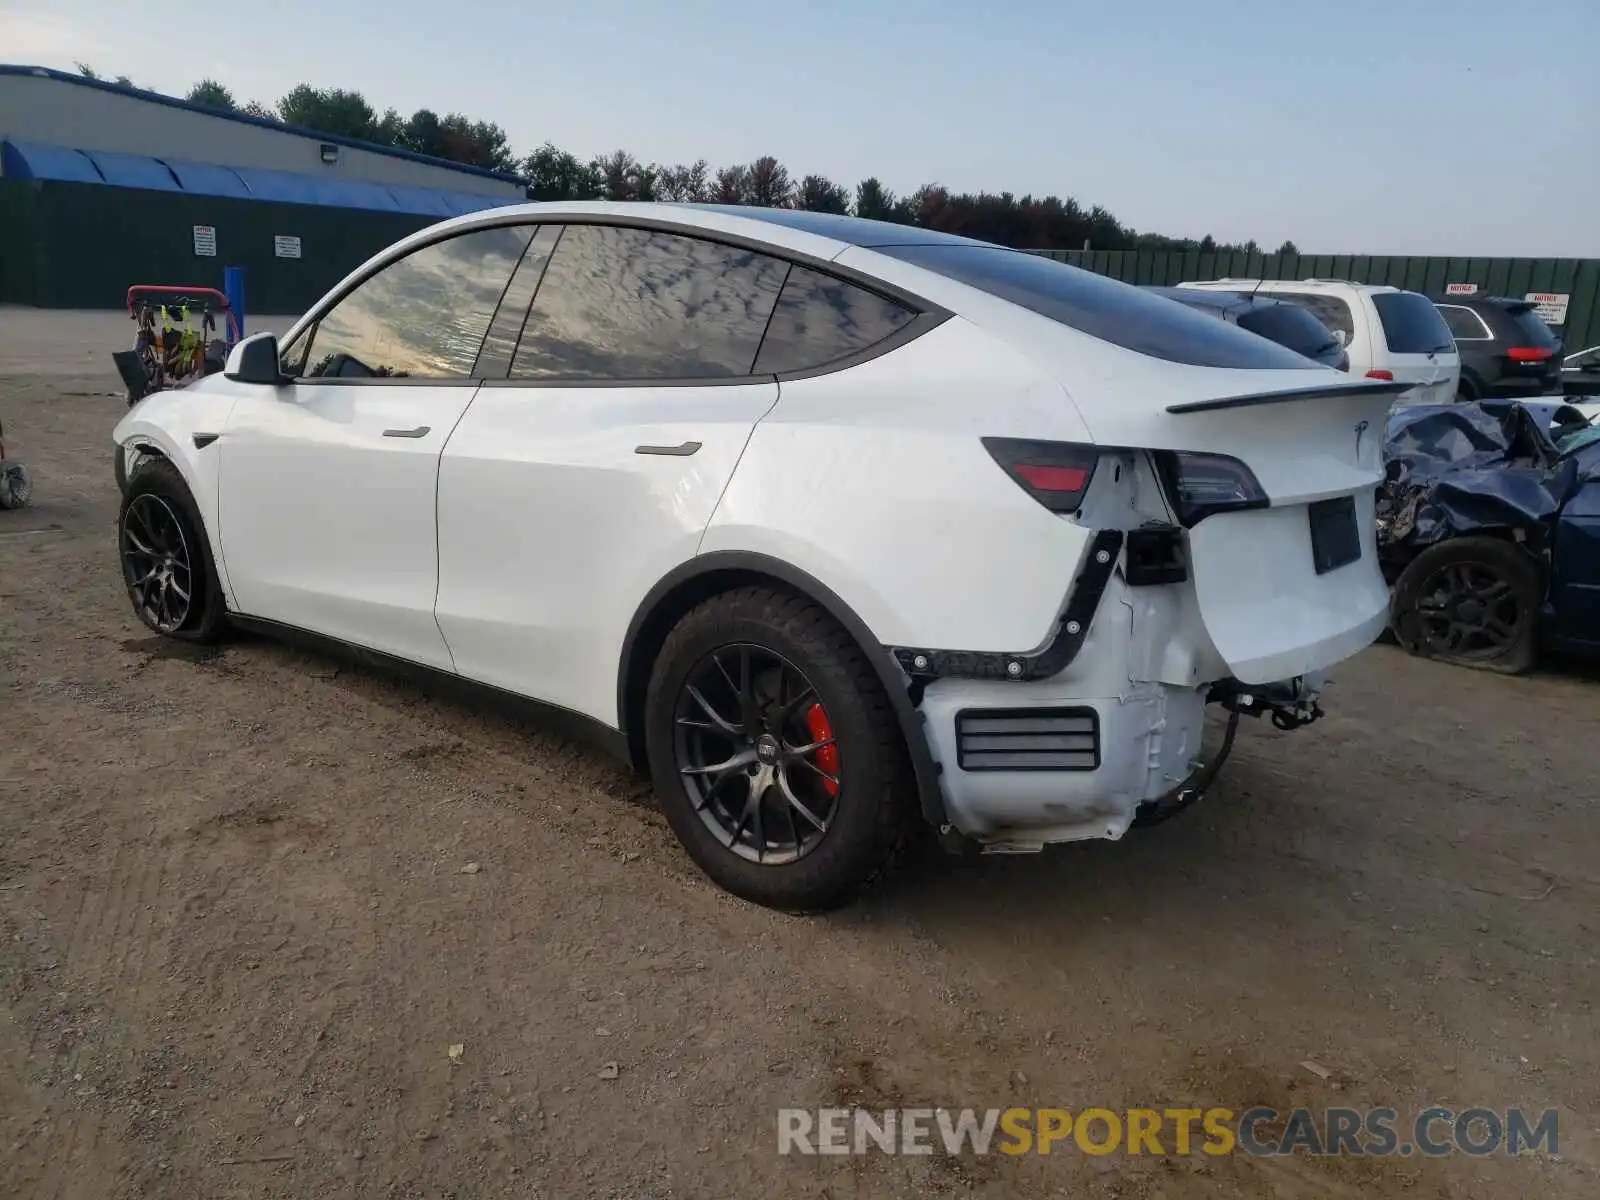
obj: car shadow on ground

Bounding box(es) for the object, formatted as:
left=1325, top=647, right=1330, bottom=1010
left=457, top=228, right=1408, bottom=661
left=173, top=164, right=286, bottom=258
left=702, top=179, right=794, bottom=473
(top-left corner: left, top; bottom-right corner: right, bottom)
left=213, top=625, right=1330, bottom=930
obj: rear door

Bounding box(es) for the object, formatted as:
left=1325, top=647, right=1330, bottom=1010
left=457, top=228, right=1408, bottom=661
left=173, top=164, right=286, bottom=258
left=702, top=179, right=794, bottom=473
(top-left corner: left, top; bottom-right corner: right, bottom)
left=218, top=222, right=534, bottom=669
left=1368, top=290, right=1460, bottom=402
left=434, top=222, right=786, bottom=724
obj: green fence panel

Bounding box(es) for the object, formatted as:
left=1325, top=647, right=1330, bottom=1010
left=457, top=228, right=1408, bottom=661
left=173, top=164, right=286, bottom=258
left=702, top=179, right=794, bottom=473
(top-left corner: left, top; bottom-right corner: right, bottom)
left=1506, top=260, right=1535, bottom=299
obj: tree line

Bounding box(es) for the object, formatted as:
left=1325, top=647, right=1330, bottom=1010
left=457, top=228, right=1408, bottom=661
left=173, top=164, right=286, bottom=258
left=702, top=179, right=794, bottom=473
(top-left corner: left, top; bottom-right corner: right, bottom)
left=75, top=65, right=1295, bottom=255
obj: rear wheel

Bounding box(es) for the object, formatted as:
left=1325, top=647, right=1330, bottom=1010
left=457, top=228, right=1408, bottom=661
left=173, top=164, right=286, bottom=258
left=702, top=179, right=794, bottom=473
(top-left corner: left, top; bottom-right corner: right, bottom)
left=644, top=587, right=912, bottom=911
left=118, top=459, right=228, bottom=642
left=1390, top=536, right=1539, bottom=673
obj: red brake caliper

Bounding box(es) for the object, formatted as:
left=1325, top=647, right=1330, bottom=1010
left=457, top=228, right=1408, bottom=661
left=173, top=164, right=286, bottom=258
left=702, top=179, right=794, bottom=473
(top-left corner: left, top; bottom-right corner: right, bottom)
left=804, top=703, right=840, bottom=797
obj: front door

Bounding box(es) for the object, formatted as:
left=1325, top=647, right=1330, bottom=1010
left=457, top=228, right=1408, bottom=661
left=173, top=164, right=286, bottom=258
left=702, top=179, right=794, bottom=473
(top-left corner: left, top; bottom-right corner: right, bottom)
left=218, top=380, right=477, bottom=669
left=215, top=221, right=539, bottom=669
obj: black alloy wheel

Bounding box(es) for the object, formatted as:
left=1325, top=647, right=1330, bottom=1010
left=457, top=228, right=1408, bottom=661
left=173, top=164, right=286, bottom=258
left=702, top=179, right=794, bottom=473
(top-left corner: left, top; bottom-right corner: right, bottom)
left=674, top=644, right=842, bottom=866
left=644, top=586, right=912, bottom=910
left=120, top=493, right=195, bottom=634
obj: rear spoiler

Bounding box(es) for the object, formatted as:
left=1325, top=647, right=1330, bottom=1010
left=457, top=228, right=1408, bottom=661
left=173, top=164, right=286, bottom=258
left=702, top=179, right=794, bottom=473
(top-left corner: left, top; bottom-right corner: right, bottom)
left=1167, top=380, right=1412, bottom=414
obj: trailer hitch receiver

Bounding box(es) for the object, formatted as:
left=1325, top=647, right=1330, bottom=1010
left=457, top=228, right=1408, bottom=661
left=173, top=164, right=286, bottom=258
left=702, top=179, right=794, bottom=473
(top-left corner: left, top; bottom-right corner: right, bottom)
left=1209, top=673, right=1326, bottom=731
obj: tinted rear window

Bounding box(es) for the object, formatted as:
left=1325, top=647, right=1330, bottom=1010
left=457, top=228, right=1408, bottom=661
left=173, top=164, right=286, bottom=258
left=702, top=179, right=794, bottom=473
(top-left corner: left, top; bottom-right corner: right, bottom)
left=1372, top=292, right=1456, bottom=354
left=1235, top=303, right=1343, bottom=361
left=1274, top=292, right=1356, bottom=340
left=876, top=245, right=1314, bottom=369
left=1501, top=304, right=1559, bottom=348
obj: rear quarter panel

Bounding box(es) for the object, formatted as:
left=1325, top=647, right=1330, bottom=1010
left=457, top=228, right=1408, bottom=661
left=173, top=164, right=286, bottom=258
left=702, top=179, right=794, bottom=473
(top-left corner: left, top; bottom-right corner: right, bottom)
left=701, top=317, right=1097, bottom=652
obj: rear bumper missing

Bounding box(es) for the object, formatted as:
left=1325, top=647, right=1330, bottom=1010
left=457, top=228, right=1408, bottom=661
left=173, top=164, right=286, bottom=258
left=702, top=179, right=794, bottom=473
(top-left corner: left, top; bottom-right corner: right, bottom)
left=916, top=672, right=1328, bottom=851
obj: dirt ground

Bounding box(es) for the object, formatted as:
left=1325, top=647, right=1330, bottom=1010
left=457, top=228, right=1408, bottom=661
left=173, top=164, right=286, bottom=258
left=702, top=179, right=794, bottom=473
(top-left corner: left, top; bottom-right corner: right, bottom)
left=1, top=307, right=1596, bottom=1199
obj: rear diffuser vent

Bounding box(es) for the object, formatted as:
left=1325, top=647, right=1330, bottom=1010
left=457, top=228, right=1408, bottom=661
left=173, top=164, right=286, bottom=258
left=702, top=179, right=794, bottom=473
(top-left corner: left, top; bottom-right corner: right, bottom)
left=954, top=707, right=1100, bottom=772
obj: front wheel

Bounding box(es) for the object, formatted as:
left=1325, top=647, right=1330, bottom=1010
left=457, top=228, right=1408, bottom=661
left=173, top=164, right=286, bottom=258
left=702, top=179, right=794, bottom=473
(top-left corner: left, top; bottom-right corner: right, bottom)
left=118, top=459, right=228, bottom=642
left=644, top=587, right=913, bottom=911
left=1390, top=536, right=1540, bottom=673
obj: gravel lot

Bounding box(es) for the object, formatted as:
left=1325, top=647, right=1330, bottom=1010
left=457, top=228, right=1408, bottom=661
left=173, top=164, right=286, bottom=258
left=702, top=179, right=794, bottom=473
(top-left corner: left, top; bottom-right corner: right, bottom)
left=1, top=308, right=1596, bottom=1199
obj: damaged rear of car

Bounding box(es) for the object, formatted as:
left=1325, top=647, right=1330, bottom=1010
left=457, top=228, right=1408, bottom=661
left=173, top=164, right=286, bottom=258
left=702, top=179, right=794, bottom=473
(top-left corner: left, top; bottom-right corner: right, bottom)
left=821, top=242, right=1409, bottom=850
left=1378, top=399, right=1600, bottom=672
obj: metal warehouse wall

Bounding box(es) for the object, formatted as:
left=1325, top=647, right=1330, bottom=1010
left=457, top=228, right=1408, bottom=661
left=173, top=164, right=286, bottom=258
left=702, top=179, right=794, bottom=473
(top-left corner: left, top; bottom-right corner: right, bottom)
left=0, top=179, right=436, bottom=312
left=0, top=71, right=523, bottom=200
left=1033, top=249, right=1600, bottom=353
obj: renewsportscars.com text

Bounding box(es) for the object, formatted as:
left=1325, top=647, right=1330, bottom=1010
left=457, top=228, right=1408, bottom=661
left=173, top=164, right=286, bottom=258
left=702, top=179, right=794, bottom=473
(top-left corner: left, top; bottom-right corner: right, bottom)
left=777, top=1106, right=1558, bottom=1158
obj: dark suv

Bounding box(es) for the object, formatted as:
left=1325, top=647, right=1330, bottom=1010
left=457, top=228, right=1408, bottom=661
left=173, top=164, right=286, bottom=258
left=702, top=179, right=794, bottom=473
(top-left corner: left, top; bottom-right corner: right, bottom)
left=1145, top=287, right=1348, bottom=369
left=1432, top=296, right=1563, bottom=400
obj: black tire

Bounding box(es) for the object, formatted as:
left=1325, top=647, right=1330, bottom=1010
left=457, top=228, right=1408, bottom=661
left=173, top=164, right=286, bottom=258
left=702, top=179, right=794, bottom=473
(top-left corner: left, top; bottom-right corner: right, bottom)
left=118, top=458, right=229, bottom=643
left=1390, top=536, right=1539, bottom=673
left=644, top=587, right=913, bottom=911
left=1455, top=375, right=1479, bottom=403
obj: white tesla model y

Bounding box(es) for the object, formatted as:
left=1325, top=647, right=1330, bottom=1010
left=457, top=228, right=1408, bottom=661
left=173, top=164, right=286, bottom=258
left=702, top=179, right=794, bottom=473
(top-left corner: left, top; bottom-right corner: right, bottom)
left=112, top=203, right=1404, bottom=909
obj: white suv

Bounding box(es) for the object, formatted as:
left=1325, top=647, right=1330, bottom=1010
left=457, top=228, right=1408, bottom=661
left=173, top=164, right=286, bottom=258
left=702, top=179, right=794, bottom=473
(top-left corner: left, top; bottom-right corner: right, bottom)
left=111, top=204, right=1404, bottom=910
left=1179, top=279, right=1460, bottom=403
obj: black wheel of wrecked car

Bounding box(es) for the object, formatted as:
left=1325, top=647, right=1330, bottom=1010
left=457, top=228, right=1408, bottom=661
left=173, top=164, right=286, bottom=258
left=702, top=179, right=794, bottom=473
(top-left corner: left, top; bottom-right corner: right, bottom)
left=1390, top=536, right=1540, bottom=673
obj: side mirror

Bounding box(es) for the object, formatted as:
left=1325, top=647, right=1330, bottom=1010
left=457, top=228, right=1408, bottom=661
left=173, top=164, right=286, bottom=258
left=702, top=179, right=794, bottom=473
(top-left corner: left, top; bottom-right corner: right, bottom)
left=224, top=332, right=287, bottom=385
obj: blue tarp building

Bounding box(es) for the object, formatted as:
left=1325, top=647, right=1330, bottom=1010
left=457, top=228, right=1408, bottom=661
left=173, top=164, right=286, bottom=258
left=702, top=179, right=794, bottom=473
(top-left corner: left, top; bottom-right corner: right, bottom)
left=0, top=64, right=529, bottom=310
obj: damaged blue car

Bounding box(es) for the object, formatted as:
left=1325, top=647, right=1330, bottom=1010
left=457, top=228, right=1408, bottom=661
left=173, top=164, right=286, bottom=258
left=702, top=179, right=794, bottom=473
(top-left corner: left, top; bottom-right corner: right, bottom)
left=1379, top=399, right=1600, bottom=672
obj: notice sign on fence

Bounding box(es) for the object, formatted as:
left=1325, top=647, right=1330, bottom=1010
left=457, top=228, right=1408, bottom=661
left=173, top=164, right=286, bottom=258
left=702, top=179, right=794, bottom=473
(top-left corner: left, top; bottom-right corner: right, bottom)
left=192, top=225, right=217, bottom=257
left=1444, top=282, right=1478, bottom=295
left=1525, top=292, right=1570, bottom=325
left=274, top=235, right=303, bottom=260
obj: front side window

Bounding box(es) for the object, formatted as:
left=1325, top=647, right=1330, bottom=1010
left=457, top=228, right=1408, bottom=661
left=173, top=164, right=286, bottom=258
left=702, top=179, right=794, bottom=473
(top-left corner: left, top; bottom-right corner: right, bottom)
left=1436, top=304, right=1492, bottom=341
left=753, top=266, right=916, bottom=374
left=296, top=224, right=535, bottom=379
left=1275, top=292, right=1357, bottom=341
left=509, top=225, right=787, bottom=380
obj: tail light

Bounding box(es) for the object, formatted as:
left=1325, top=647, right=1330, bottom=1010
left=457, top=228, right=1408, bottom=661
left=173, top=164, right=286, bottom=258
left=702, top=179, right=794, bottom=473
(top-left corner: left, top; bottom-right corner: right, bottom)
left=1506, top=347, right=1553, bottom=362
left=1154, top=450, right=1268, bottom=527
left=982, top=438, right=1097, bottom=513
left=1365, top=369, right=1395, bottom=381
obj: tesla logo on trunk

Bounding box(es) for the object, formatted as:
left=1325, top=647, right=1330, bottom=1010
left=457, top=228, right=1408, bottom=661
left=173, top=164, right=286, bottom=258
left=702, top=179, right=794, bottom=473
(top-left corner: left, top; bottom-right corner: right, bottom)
left=1354, top=420, right=1369, bottom=459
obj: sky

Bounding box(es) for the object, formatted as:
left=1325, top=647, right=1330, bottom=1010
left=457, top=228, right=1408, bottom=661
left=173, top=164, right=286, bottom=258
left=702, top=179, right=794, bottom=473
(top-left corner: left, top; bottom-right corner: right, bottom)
left=4, top=0, right=1597, bottom=255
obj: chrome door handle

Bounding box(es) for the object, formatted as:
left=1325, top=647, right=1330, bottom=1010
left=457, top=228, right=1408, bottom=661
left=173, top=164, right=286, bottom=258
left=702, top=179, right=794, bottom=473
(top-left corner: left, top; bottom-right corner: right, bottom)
left=383, top=426, right=431, bottom=439
left=634, top=441, right=701, bottom=456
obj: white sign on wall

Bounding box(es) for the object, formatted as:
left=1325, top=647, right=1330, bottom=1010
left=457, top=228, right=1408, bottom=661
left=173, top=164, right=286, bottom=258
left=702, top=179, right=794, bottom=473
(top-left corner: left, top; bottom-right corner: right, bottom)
left=274, top=235, right=303, bottom=260
left=192, top=225, right=217, bottom=257
left=1444, top=282, right=1478, bottom=295
left=1524, top=292, right=1569, bottom=326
